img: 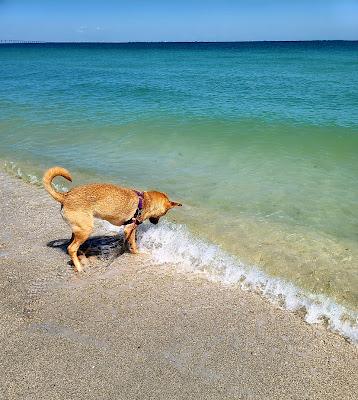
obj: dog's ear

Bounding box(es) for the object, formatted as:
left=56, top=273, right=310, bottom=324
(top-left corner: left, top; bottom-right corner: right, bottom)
left=170, top=201, right=182, bottom=208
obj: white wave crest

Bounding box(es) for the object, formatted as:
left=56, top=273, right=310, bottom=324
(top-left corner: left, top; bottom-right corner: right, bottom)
left=3, top=161, right=68, bottom=191
left=4, top=161, right=41, bottom=185
left=103, top=219, right=358, bottom=344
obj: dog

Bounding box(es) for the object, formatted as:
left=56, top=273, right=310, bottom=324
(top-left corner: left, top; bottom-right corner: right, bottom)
left=43, top=166, right=182, bottom=272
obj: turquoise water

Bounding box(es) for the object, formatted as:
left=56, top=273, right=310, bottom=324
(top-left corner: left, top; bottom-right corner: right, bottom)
left=1, top=42, right=357, bottom=315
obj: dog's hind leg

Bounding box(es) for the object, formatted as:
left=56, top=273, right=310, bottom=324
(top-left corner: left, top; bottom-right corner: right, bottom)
left=64, top=211, right=93, bottom=272
left=66, top=233, right=74, bottom=256
left=68, top=228, right=93, bottom=272
left=67, top=233, right=74, bottom=247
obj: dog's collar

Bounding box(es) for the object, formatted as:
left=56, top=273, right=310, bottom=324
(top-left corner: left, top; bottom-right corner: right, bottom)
left=123, top=190, right=144, bottom=226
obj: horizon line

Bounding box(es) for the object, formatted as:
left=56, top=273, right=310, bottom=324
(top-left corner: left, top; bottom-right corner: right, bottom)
left=1, top=39, right=357, bottom=44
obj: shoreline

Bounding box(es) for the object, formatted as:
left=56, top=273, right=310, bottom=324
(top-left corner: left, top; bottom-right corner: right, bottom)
left=1, top=40, right=357, bottom=44
left=3, top=160, right=358, bottom=342
left=1, top=171, right=357, bottom=399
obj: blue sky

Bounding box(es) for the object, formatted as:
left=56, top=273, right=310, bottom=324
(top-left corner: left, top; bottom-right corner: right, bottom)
left=0, top=0, right=357, bottom=42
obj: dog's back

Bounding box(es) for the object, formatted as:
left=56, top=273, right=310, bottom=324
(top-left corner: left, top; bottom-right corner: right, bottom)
left=64, top=183, right=139, bottom=221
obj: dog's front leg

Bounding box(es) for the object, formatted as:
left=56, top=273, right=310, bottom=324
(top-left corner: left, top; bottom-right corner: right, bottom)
left=124, top=224, right=139, bottom=254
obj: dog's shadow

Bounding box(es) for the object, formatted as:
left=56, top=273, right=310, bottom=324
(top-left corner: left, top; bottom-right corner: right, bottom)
left=47, top=234, right=127, bottom=264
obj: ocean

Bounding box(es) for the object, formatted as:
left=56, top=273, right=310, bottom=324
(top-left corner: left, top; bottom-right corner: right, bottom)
left=0, top=42, right=357, bottom=341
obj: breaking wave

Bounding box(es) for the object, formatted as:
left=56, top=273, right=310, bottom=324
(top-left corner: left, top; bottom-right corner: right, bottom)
left=103, top=220, right=358, bottom=344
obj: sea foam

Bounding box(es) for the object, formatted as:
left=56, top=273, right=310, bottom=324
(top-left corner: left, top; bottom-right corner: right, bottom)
left=4, top=161, right=41, bottom=185
left=102, top=220, right=358, bottom=344
left=3, top=161, right=68, bottom=192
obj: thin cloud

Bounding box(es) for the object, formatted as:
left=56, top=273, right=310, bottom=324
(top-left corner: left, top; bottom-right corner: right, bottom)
left=77, top=25, right=87, bottom=33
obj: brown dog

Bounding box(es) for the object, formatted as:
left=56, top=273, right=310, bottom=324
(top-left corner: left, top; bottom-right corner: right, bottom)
left=43, top=166, right=182, bottom=272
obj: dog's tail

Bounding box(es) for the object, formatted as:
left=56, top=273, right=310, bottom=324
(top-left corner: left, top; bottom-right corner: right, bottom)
left=43, top=166, right=72, bottom=204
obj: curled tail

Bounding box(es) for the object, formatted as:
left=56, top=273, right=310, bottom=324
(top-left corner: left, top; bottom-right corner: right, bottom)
left=43, top=166, right=72, bottom=203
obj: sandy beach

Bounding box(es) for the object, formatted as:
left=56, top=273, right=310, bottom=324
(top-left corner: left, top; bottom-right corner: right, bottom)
left=0, top=170, right=357, bottom=400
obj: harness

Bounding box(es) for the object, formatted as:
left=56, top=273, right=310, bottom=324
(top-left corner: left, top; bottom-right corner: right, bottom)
left=123, top=190, right=144, bottom=226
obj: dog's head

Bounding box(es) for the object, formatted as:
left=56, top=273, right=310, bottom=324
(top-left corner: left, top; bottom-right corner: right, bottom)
left=146, top=191, right=182, bottom=224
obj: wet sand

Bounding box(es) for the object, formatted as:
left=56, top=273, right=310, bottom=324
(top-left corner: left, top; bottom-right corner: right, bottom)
left=0, top=171, right=357, bottom=399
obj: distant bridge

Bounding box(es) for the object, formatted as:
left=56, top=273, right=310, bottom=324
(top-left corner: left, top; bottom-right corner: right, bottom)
left=0, top=40, right=46, bottom=44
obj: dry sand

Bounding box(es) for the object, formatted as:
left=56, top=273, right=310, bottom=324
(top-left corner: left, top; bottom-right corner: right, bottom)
left=0, top=171, right=357, bottom=399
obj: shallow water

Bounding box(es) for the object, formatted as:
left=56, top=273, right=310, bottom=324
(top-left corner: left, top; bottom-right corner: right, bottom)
left=0, top=42, right=357, bottom=316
